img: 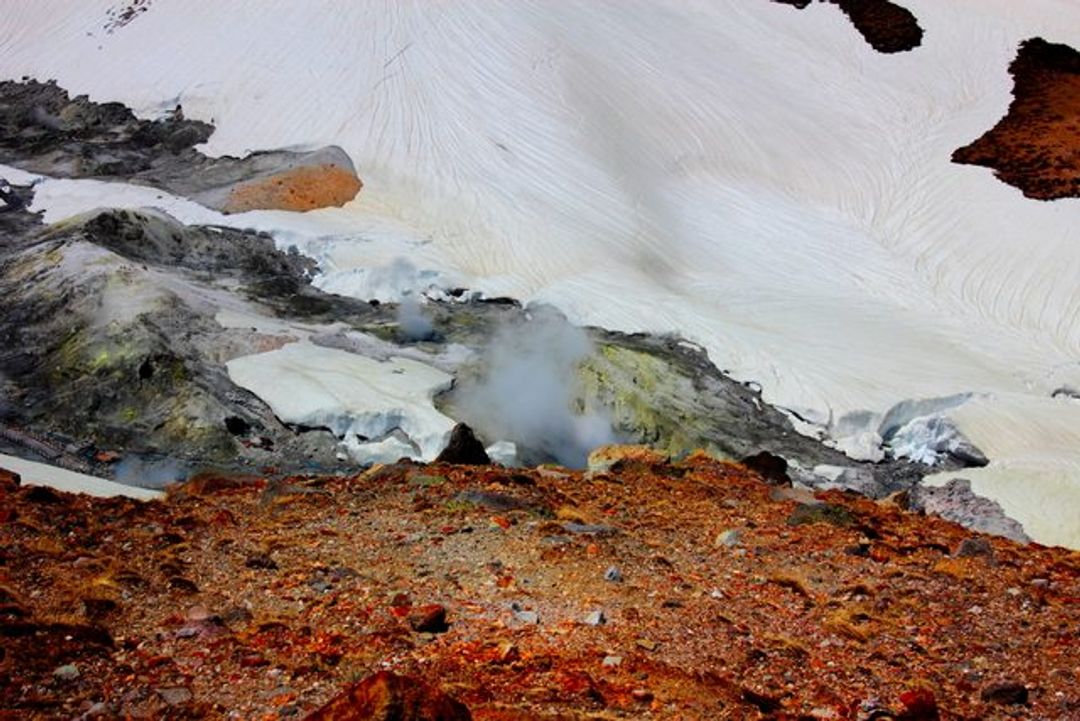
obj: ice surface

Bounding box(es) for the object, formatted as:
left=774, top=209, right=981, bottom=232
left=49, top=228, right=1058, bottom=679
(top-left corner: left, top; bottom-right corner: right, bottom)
left=225, top=342, right=455, bottom=464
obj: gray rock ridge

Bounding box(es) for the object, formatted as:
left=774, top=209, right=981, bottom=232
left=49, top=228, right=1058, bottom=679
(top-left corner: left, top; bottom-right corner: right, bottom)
left=0, top=79, right=358, bottom=213
left=910, top=478, right=1031, bottom=544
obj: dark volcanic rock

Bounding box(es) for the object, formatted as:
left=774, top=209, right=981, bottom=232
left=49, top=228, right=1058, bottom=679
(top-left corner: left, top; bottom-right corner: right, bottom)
left=910, top=479, right=1030, bottom=544
left=434, top=424, right=490, bottom=465
left=0, top=79, right=360, bottom=213
left=408, top=604, right=449, bottom=634
left=740, top=451, right=791, bottom=485
left=980, top=682, right=1029, bottom=706
left=304, top=671, right=471, bottom=721
left=774, top=0, right=923, bottom=54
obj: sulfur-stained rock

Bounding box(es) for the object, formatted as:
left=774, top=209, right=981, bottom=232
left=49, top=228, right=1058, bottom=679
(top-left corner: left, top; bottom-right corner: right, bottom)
left=587, top=444, right=669, bottom=473
left=303, top=671, right=471, bottom=721
left=216, top=147, right=362, bottom=213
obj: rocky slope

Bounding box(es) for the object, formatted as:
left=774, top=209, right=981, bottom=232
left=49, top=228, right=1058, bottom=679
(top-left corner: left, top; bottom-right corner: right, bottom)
left=0, top=80, right=361, bottom=213
left=0, top=451, right=1076, bottom=719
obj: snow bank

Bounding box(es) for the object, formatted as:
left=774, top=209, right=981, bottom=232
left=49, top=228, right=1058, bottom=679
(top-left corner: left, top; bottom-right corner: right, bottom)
left=0, top=452, right=162, bottom=501
left=225, top=342, right=455, bottom=463
left=925, top=394, right=1080, bottom=549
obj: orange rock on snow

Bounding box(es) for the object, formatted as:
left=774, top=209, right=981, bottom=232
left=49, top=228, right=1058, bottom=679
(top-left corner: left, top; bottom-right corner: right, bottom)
left=223, top=162, right=362, bottom=213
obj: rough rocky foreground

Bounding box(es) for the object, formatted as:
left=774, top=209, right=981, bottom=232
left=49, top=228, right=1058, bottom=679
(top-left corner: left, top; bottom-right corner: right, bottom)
left=1, top=450, right=1076, bottom=720
left=953, top=37, right=1080, bottom=201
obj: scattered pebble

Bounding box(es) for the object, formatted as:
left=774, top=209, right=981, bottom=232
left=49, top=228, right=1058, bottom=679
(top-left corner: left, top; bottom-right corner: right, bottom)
left=955, top=537, right=994, bottom=559
left=156, top=687, right=193, bottom=706
left=604, top=566, right=623, bottom=583
left=602, top=655, right=623, bottom=667
left=583, top=610, right=606, bottom=626
left=53, top=664, right=79, bottom=681
left=715, top=529, right=743, bottom=547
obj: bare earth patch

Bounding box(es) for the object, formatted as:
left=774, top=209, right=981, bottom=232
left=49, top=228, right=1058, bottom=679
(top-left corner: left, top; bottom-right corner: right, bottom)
left=953, top=37, right=1080, bottom=201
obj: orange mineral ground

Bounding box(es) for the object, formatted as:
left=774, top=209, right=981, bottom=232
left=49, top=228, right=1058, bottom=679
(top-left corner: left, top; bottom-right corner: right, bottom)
left=953, top=37, right=1080, bottom=201
left=1, top=454, right=1077, bottom=720
left=222, top=163, right=363, bottom=214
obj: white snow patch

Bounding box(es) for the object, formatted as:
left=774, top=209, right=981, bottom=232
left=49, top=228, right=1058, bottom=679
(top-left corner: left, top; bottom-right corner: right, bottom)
left=0, top=163, right=44, bottom=186
left=0, top=453, right=162, bottom=501
left=225, top=342, right=455, bottom=463
left=486, top=441, right=519, bottom=467
left=924, top=394, right=1080, bottom=549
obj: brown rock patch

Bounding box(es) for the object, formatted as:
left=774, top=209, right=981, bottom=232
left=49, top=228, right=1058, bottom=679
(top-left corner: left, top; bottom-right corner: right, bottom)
left=774, top=0, right=923, bottom=54
left=224, top=163, right=362, bottom=214
left=953, top=37, right=1080, bottom=200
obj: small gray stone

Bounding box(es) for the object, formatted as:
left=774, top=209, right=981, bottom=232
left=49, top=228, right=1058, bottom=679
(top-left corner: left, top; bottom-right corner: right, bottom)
left=157, top=687, right=193, bottom=706
left=602, top=655, right=623, bottom=667
left=563, top=522, right=616, bottom=536
left=53, top=664, right=80, bottom=681
left=510, top=601, right=540, bottom=625
left=583, top=610, right=606, bottom=626
left=604, top=566, right=622, bottom=583
left=514, top=610, right=539, bottom=624
left=715, top=529, right=742, bottom=547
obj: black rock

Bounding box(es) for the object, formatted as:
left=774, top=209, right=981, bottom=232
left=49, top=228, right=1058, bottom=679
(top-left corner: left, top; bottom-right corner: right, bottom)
left=981, top=682, right=1028, bottom=705
left=954, top=537, right=994, bottom=559
left=435, top=423, right=490, bottom=465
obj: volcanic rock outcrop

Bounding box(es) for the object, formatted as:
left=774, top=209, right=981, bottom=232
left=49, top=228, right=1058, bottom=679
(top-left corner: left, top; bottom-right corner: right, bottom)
left=0, top=79, right=362, bottom=213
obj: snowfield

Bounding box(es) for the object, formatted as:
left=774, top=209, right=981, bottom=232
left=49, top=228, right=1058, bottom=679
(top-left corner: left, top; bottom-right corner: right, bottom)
left=2, top=1, right=1079, bottom=546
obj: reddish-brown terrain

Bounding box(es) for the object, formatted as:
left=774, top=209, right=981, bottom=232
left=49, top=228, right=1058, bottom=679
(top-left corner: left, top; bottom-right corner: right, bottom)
left=953, top=38, right=1080, bottom=201
left=773, top=1, right=923, bottom=54
left=223, top=164, right=363, bottom=214
left=1, top=453, right=1077, bottom=720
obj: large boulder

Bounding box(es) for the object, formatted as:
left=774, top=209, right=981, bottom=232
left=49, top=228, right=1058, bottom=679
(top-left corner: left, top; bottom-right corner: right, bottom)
left=435, top=424, right=490, bottom=465
left=210, top=146, right=363, bottom=213
left=303, top=671, right=471, bottom=721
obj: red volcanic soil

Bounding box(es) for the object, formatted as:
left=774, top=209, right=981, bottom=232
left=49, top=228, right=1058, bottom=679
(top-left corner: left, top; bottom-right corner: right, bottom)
left=774, top=0, right=923, bottom=54
left=1, top=455, right=1077, bottom=719
left=953, top=38, right=1080, bottom=201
